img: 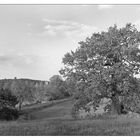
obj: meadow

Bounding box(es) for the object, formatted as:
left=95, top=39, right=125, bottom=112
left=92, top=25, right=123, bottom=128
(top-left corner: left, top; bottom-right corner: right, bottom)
left=0, top=98, right=140, bottom=136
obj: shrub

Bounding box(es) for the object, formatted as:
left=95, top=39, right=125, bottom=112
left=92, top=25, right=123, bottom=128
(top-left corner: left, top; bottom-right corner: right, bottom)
left=0, top=107, right=19, bottom=120
left=0, top=88, right=19, bottom=120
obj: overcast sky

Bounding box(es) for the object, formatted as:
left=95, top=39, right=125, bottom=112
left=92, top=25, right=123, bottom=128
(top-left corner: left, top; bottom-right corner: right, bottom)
left=1, top=5, right=140, bottom=80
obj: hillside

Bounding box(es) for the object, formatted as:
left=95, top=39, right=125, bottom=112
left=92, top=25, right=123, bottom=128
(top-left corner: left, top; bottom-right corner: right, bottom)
left=0, top=78, right=49, bottom=105
left=0, top=78, right=49, bottom=89
left=0, top=85, right=140, bottom=136
left=21, top=98, right=74, bottom=120
left=0, top=98, right=140, bottom=135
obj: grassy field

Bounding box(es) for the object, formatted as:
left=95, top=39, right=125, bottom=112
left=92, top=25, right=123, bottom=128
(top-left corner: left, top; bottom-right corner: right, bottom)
left=0, top=98, right=140, bottom=135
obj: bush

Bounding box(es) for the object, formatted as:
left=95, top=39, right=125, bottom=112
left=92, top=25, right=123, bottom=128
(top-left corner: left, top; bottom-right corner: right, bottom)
left=0, top=88, right=19, bottom=120
left=0, top=107, right=19, bottom=120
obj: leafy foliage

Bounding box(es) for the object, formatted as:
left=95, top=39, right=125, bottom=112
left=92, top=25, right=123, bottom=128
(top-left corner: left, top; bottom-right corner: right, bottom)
left=0, top=78, right=48, bottom=110
left=0, top=89, right=19, bottom=120
left=0, top=89, right=18, bottom=109
left=47, top=75, right=70, bottom=100
left=61, top=23, right=140, bottom=114
left=10, top=79, right=35, bottom=110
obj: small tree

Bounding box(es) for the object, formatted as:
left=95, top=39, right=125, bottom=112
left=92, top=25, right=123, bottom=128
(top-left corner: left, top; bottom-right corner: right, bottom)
left=47, top=75, right=69, bottom=100
left=60, top=23, right=140, bottom=115
left=0, top=88, right=19, bottom=120
left=10, top=79, right=34, bottom=111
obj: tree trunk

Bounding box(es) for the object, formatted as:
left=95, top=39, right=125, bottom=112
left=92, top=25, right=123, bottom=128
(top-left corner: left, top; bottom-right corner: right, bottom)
left=110, top=96, right=121, bottom=115
left=18, top=102, right=22, bottom=111
left=18, top=98, right=23, bottom=111
left=110, top=74, right=122, bottom=115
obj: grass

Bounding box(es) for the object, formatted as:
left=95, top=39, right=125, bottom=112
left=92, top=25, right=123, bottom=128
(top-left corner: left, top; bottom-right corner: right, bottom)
left=20, top=98, right=74, bottom=120
left=0, top=98, right=140, bottom=135
left=0, top=117, right=140, bottom=135
left=22, top=98, right=72, bottom=114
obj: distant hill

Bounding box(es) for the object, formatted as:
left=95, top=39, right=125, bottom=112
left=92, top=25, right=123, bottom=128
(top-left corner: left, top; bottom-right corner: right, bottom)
left=0, top=78, right=49, bottom=86
left=0, top=78, right=50, bottom=106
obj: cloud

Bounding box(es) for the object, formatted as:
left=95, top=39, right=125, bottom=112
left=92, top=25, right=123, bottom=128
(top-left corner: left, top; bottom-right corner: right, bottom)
left=43, top=19, right=70, bottom=25
left=0, top=54, right=41, bottom=67
left=27, top=23, right=32, bottom=27
left=0, top=53, right=48, bottom=80
left=81, top=5, right=90, bottom=7
left=98, top=5, right=114, bottom=10
left=38, top=18, right=98, bottom=40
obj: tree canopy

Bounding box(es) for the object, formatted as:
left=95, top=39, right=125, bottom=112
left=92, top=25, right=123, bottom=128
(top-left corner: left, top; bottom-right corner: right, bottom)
left=47, top=75, right=70, bottom=100
left=60, top=23, right=140, bottom=114
left=10, top=79, right=35, bottom=110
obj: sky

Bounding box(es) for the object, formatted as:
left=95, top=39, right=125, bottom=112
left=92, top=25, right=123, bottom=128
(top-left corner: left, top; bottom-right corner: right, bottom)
left=1, top=4, right=140, bottom=80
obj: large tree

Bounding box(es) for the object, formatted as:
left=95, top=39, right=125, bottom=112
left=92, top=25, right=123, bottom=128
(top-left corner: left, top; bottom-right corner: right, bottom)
left=60, top=23, right=140, bottom=115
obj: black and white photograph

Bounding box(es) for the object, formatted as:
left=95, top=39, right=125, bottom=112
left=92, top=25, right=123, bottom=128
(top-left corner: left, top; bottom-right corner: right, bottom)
left=1, top=1, right=140, bottom=136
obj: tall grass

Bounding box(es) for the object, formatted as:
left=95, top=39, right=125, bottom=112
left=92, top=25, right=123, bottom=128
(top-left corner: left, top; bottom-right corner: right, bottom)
left=0, top=98, right=140, bottom=136
left=0, top=117, right=140, bottom=135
